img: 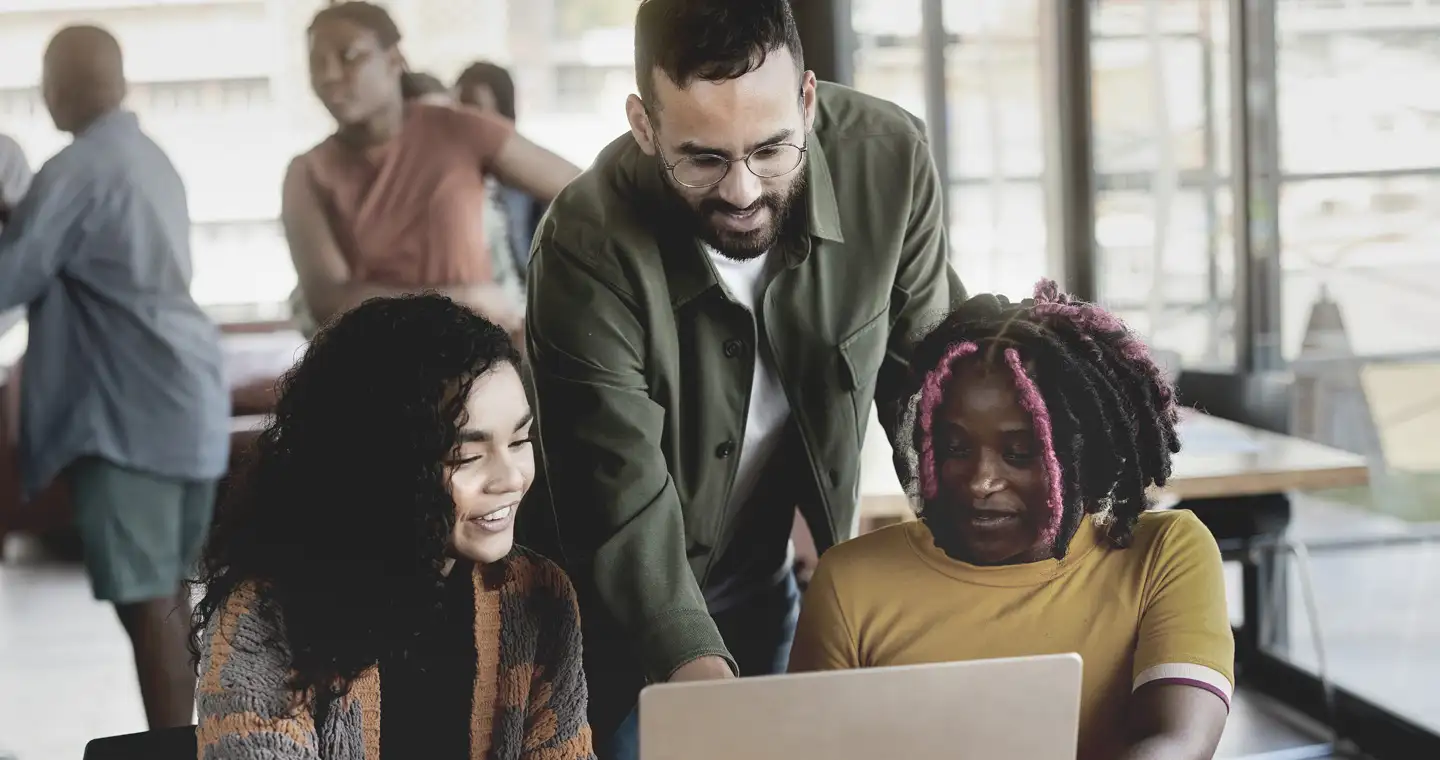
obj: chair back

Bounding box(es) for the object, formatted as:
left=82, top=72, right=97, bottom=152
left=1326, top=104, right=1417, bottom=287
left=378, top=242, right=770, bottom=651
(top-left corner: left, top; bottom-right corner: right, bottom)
left=82, top=725, right=196, bottom=760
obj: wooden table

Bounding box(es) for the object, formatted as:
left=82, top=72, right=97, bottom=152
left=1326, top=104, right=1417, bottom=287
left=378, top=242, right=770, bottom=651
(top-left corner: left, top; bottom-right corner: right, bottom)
left=858, top=408, right=1370, bottom=526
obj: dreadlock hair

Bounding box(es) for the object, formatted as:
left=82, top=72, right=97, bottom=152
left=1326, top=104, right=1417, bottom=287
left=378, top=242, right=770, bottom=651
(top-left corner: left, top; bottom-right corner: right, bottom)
left=190, top=294, right=519, bottom=705
left=309, top=1, right=401, bottom=48
left=900, top=279, right=1181, bottom=559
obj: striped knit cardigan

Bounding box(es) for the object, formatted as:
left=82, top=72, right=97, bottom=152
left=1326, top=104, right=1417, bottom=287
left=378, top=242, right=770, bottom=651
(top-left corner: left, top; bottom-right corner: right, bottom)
left=196, top=548, right=595, bottom=760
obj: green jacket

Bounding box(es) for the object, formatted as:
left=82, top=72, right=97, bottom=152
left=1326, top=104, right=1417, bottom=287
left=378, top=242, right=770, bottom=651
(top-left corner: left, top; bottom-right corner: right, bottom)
left=525, top=82, right=964, bottom=690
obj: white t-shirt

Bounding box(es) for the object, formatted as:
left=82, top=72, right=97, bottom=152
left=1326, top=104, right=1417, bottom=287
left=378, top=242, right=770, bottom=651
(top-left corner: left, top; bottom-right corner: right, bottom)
left=704, top=245, right=792, bottom=526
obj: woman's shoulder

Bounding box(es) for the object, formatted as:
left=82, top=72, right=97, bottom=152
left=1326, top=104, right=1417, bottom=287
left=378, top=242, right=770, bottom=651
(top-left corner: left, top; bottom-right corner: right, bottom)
left=500, top=546, right=579, bottom=602
left=816, top=521, right=924, bottom=579
left=202, top=581, right=281, bottom=643
left=1130, top=509, right=1218, bottom=553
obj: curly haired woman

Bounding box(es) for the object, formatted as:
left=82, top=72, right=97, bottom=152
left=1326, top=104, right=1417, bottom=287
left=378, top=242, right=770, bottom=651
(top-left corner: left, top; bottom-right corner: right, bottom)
left=192, top=294, right=594, bottom=760
left=790, top=281, right=1232, bottom=760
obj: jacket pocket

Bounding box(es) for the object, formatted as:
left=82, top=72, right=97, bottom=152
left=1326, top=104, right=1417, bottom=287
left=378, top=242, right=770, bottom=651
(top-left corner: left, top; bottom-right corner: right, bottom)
left=837, top=309, right=890, bottom=438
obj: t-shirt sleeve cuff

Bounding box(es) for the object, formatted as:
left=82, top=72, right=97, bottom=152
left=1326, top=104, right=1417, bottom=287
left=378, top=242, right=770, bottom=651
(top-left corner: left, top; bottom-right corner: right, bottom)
left=1133, top=663, right=1234, bottom=710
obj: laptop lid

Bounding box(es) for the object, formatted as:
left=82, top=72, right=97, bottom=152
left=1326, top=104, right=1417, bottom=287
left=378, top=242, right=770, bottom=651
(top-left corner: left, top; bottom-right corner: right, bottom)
left=639, top=653, right=1083, bottom=760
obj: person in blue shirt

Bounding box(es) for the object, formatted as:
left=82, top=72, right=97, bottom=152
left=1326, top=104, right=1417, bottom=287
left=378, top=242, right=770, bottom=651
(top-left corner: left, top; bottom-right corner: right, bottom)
left=0, top=25, right=229, bottom=730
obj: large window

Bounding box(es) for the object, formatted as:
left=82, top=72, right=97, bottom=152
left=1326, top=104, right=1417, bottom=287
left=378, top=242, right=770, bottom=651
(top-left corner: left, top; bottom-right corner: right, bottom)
left=1092, top=0, right=1237, bottom=368
left=852, top=0, right=1049, bottom=296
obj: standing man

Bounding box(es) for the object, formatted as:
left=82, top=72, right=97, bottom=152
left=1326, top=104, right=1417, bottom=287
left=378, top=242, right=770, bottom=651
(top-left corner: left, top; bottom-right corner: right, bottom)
left=0, top=26, right=229, bottom=729
left=523, top=0, right=963, bottom=755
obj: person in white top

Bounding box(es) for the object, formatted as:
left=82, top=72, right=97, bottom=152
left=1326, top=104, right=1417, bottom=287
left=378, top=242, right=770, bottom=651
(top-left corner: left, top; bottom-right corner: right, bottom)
left=521, top=1, right=964, bottom=757
left=0, top=133, right=33, bottom=231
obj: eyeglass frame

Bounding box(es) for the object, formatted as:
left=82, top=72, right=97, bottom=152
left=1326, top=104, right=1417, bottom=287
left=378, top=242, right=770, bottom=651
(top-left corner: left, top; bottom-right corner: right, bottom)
left=652, top=137, right=809, bottom=189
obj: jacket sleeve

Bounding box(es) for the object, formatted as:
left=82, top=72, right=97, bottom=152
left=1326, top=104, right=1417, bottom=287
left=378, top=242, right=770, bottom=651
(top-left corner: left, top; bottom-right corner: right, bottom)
left=526, top=236, right=732, bottom=684
left=523, top=558, right=598, bottom=760
left=195, top=588, right=322, bottom=760
left=874, top=133, right=965, bottom=446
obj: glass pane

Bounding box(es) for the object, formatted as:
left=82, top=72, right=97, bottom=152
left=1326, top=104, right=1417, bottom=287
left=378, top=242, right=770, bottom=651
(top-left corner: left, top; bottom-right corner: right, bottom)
left=1091, top=0, right=1237, bottom=368
left=852, top=0, right=927, bottom=123
left=945, top=0, right=1045, bottom=181
left=1259, top=536, right=1440, bottom=733
left=949, top=183, right=1048, bottom=295
left=1276, top=2, right=1440, bottom=519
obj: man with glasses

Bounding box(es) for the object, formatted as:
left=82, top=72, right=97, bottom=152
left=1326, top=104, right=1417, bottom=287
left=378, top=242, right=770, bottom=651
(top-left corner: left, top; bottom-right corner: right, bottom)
left=524, top=0, right=963, bottom=755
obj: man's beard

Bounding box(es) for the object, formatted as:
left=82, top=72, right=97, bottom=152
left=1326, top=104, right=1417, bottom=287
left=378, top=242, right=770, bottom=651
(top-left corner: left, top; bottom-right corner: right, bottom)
left=669, top=171, right=807, bottom=262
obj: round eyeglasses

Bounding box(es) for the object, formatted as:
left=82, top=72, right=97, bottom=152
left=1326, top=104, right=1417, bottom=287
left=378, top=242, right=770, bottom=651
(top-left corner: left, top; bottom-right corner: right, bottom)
left=660, top=142, right=808, bottom=189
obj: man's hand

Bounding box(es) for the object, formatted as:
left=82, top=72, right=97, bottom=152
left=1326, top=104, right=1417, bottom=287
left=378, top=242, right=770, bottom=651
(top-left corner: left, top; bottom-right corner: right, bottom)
left=791, top=509, right=819, bottom=588
left=669, top=655, right=734, bottom=682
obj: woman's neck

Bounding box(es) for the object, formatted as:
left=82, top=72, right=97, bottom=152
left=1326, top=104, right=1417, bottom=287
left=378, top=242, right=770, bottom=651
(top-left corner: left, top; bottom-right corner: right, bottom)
left=336, top=100, right=405, bottom=148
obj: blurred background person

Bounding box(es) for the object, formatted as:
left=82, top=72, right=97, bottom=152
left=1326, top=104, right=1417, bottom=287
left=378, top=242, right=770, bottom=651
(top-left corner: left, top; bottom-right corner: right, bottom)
left=0, top=131, right=30, bottom=223
left=399, top=69, right=452, bottom=105
left=457, top=60, right=546, bottom=290
left=0, top=25, right=228, bottom=732
left=283, top=2, right=577, bottom=344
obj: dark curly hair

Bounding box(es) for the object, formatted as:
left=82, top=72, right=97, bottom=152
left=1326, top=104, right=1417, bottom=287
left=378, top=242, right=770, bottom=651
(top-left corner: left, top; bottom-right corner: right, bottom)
left=899, top=279, right=1181, bottom=559
left=191, top=294, right=519, bottom=703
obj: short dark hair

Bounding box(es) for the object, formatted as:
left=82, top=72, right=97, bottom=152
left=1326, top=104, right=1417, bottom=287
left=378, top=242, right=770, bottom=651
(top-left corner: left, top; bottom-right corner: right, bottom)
left=633, top=0, right=804, bottom=108
left=901, top=280, right=1181, bottom=559
left=400, top=71, right=447, bottom=101
left=456, top=61, right=517, bottom=120
left=309, top=1, right=401, bottom=48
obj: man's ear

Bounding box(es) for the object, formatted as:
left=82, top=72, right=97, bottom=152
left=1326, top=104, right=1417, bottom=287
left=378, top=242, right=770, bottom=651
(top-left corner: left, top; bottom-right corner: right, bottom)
left=801, top=70, right=818, bottom=132
left=626, top=94, right=657, bottom=156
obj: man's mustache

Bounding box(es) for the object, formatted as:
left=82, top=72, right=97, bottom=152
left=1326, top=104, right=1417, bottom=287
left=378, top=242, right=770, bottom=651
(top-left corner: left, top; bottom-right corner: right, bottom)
left=698, top=196, right=778, bottom=216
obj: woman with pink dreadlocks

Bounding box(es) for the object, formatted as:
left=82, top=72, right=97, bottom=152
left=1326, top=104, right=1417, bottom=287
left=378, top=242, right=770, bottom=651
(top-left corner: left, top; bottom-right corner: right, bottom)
left=789, top=281, right=1232, bottom=760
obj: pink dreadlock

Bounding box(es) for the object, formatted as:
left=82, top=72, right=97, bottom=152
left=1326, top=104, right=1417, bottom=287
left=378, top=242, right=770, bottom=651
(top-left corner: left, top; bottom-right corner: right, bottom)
left=1003, top=347, right=1065, bottom=546
left=917, top=341, right=978, bottom=500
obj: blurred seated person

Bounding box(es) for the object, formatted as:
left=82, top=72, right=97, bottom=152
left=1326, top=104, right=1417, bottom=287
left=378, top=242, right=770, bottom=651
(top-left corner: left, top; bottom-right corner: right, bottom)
left=0, top=130, right=31, bottom=226
left=284, top=2, right=578, bottom=340
left=194, top=295, right=594, bottom=760
left=399, top=68, right=525, bottom=307
left=790, top=281, right=1233, bottom=760
left=399, top=70, right=451, bottom=106
left=457, top=61, right=547, bottom=286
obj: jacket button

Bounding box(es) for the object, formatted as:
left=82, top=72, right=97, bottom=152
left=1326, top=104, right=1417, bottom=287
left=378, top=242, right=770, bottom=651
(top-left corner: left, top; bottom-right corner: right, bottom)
left=723, top=339, right=743, bottom=358
left=715, top=440, right=736, bottom=459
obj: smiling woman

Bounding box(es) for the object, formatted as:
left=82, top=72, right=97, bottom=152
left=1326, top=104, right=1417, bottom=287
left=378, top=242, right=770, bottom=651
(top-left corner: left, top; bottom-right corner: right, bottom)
left=191, top=294, right=595, bottom=760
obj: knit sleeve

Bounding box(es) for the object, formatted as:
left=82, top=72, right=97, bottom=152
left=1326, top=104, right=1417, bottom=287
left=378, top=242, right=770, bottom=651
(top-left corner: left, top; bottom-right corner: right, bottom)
left=521, top=558, right=596, bottom=760
left=195, top=585, right=322, bottom=760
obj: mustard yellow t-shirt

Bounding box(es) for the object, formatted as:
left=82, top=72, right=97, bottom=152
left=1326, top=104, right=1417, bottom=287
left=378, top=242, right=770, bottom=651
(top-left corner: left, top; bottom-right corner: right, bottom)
left=790, top=510, right=1233, bottom=760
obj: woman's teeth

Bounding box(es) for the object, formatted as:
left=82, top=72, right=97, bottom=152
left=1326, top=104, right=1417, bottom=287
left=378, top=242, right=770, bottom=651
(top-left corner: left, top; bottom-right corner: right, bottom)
left=477, top=506, right=512, bottom=522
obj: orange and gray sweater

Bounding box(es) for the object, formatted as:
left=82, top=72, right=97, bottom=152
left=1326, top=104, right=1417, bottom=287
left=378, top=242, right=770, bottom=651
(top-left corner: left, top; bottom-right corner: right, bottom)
left=196, top=549, right=595, bottom=760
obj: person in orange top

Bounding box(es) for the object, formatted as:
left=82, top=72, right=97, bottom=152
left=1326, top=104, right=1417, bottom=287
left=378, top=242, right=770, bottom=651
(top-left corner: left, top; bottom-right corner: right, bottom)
left=790, top=280, right=1233, bottom=760
left=284, top=2, right=579, bottom=336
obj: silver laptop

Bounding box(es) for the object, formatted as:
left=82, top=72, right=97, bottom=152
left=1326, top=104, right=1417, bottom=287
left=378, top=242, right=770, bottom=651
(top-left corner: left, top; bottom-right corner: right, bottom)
left=639, top=653, right=1083, bottom=760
